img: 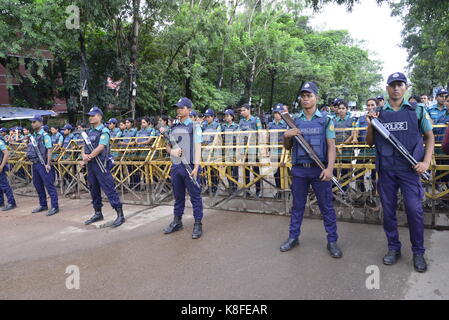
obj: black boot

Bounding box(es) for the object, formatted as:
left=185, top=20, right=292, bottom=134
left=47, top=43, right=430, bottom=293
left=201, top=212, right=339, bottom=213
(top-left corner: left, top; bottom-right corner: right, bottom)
left=192, top=220, right=203, bottom=239
left=163, top=216, right=183, bottom=234
left=111, top=207, right=125, bottom=228
left=327, top=242, right=343, bottom=258
left=280, top=238, right=299, bottom=252
left=32, top=206, right=48, bottom=213
left=383, top=250, right=401, bottom=265
left=84, top=209, right=104, bottom=225
left=413, top=254, right=428, bottom=273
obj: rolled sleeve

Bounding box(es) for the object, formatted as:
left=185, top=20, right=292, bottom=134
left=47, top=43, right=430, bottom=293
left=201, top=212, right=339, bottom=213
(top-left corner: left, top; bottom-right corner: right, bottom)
left=194, top=125, right=203, bottom=144
left=99, top=131, right=110, bottom=146
left=43, top=135, right=52, bottom=149
left=0, top=140, right=6, bottom=151
left=326, top=119, right=336, bottom=139
left=419, top=108, right=433, bottom=134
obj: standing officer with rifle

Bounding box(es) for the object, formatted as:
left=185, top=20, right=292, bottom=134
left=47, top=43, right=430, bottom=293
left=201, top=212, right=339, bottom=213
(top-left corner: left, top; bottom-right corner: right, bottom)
left=280, top=82, right=343, bottom=258
left=82, top=107, right=125, bottom=228
left=161, top=97, right=204, bottom=239
left=26, top=115, right=59, bottom=216
left=365, top=72, right=434, bottom=273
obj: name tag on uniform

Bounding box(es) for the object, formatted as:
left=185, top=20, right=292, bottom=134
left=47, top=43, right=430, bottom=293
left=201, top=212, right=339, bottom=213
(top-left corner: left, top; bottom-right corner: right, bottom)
left=383, top=121, right=408, bottom=131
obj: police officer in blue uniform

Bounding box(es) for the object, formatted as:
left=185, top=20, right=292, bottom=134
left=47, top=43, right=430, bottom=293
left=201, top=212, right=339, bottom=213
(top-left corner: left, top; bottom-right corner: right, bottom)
left=0, top=134, right=17, bottom=211
left=163, top=97, right=204, bottom=239
left=27, top=116, right=59, bottom=216
left=107, top=118, right=122, bottom=138
left=280, top=82, right=342, bottom=258
left=221, top=109, right=239, bottom=193
left=428, top=88, right=448, bottom=124
left=239, top=104, right=263, bottom=198
left=202, top=108, right=221, bottom=194
left=366, top=72, right=434, bottom=273
left=83, top=107, right=125, bottom=228
left=62, top=124, right=75, bottom=148
left=268, top=104, right=288, bottom=196
left=376, top=95, right=385, bottom=108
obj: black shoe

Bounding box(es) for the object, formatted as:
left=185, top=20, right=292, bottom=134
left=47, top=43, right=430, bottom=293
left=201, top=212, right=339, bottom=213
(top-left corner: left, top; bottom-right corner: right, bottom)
left=163, top=216, right=183, bottom=234
left=280, top=238, right=299, bottom=252
left=2, top=204, right=16, bottom=211
left=383, top=250, right=401, bottom=265
left=46, top=207, right=59, bottom=216
left=192, top=220, right=203, bottom=239
left=32, top=206, right=48, bottom=213
left=84, top=209, right=104, bottom=225
left=327, top=242, right=343, bottom=258
left=413, top=254, right=428, bottom=273
left=111, top=207, right=125, bottom=228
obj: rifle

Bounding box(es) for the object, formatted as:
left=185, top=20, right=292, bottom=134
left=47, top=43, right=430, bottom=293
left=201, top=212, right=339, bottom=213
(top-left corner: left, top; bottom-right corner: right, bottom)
left=159, top=127, right=201, bottom=190
left=292, top=81, right=305, bottom=113
left=280, top=111, right=346, bottom=194
left=81, top=131, right=107, bottom=174
left=29, top=135, right=50, bottom=173
left=371, top=118, right=431, bottom=181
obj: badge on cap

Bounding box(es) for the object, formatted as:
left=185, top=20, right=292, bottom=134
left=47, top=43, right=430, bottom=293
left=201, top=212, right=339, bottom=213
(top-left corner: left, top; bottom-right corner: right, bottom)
left=178, top=99, right=182, bottom=103
left=393, top=73, right=399, bottom=78
left=304, top=83, right=310, bottom=88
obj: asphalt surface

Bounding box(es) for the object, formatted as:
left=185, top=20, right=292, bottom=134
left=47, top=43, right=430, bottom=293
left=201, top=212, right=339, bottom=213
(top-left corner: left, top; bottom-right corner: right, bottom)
left=1, top=195, right=448, bottom=300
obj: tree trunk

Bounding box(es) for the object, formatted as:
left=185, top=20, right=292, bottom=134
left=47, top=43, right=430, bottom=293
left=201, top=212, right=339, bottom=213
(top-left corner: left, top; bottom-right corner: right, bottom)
left=79, top=30, right=88, bottom=124
left=129, top=0, right=140, bottom=119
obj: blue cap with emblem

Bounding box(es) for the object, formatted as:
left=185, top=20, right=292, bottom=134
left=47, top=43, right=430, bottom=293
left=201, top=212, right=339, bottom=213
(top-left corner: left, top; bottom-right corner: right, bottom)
left=29, top=115, right=43, bottom=122
left=204, top=109, right=215, bottom=117
left=272, top=103, right=284, bottom=113
left=436, top=88, right=448, bottom=96
left=376, top=95, right=385, bottom=100
left=387, top=72, right=408, bottom=85
left=190, top=110, right=198, bottom=117
left=87, top=106, right=103, bottom=116
left=0, top=128, right=7, bottom=133
left=62, top=124, right=73, bottom=130
left=224, top=109, right=234, bottom=116
left=108, top=118, right=118, bottom=124
left=300, top=82, right=318, bottom=95
left=332, top=98, right=343, bottom=106
left=173, top=97, right=193, bottom=108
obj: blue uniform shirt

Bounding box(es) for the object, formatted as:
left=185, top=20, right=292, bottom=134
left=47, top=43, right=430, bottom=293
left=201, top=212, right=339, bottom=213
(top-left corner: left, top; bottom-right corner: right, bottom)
left=176, top=118, right=202, bottom=144
left=0, top=139, right=6, bottom=151
left=297, top=109, right=336, bottom=139
left=91, top=124, right=110, bottom=146
left=427, top=104, right=447, bottom=124
left=33, top=129, right=52, bottom=149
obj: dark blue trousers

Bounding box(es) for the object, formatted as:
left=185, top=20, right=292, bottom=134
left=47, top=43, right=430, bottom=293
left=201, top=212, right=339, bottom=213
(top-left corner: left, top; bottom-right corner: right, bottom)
left=0, top=165, right=16, bottom=206
left=32, top=163, right=58, bottom=209
left=377, top=170, right=425, bottom=255
left=171, top=164, right=203, bottom=220
left=289, top=166, right=338, bottom=242
left=87, top=161, right=122, bottom=210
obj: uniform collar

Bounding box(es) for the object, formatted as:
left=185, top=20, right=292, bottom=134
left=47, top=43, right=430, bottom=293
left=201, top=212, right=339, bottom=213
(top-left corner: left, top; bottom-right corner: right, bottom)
left=33, top=128, right=45, bottom=136
left=383, top=99, right=412, bottom=111
left=93, top=124, right=104, bottom=131
left=242, top=115, right=254, bottom=122
left=335, top=113, right=351, bottom=122
left=429, top=103, right=447, bottom=111
left=298, top=108, right=322, bottom=119
left=273, top=119, right=285, bottom=125
left=224, top=122, right=235, bottom=127
left=179, top=118, right=193, bottom=126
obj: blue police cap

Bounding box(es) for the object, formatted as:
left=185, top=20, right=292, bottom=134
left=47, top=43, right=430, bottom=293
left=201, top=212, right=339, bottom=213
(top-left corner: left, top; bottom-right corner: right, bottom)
left=173, top=97, right=193, bottom=108
left=272, top=103, right=284, bottom=113
left=300, top=82, right=318, bottom=95
left=29, top=115, right=43, bottom=122
left=42, top=125, right=49, bottom=132
left=87, top=106, right=103, bottom=116
left=224, top=109, right=234, bottom=116
left=62, top=124, right=73, bottom=130
left=376, top=95, right=385, bottom=100
left=436, top=88, right=448, bottom=96
left=204, top=109, right=215, bottom=117
left=332, top=98, right=343, bottom=106
left=108, top=118, right=118, bottom=124
left=387, top=72, right=408, bottom=85
left=189, top=110, right=198, bottom=117
left=0, top=128, right=7, bottom=133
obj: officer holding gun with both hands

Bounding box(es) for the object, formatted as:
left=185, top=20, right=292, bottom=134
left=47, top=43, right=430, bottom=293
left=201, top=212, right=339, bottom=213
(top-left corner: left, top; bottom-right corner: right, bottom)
left=280, top=82, right=343, bottom=259
left=365, top=72, right=434, bottom=273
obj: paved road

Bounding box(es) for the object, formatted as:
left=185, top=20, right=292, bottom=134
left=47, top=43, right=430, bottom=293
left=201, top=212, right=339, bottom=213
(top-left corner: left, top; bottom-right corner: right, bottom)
left=0, top=195, right=448, bottom=299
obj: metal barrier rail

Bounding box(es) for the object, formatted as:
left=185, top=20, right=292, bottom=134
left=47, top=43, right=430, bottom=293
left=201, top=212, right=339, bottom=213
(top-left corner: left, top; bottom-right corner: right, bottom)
left=5, top=125, right=449, bottom=229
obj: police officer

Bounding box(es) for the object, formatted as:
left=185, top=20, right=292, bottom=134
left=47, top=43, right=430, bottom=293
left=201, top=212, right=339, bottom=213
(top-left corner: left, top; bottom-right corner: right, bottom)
left=280, top=82, right=342, bottom=258
left=27, top=115, right=59, bottom=216
left=221, top=109, right=239, bottom=194
left=268, top=104, right=288, bottom=197
left=428, top=88, right=448, bottom=124
left=163, top=97, right=204, bottom=239
left=83, top=107, right=125, bottom=228
left=107, top=118, right=122, bottom=138
left=366, top=72, right=434, bottom=273
left=50, top=126, right=63, bottom=148
left=239, top=103, right=263, bottom=198
left=0, top=133, right=17, bottom=211
left=202, top=108, right=221, bottom=195
left=62, top=124, right=75, bottom=148
left=376, top=95, right=385, bottom=108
